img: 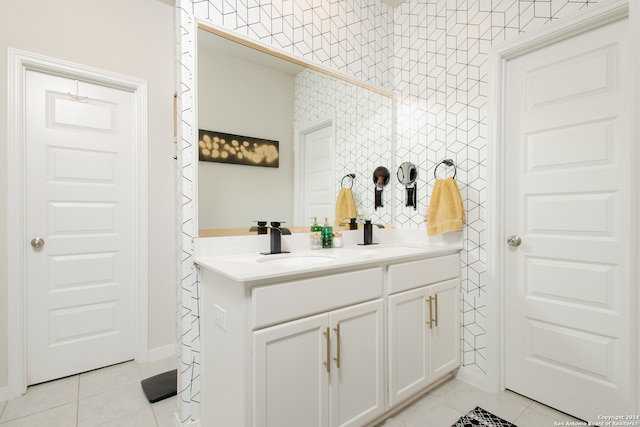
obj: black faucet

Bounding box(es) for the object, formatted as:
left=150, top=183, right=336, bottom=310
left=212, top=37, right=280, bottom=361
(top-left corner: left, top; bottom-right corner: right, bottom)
left=250, top=221, right=268, bottom=234
left=338, top=218, right=360, bottom=230
left=262, top=221, right=291, bottom=255
left=363, top=219, right=374, bottom=245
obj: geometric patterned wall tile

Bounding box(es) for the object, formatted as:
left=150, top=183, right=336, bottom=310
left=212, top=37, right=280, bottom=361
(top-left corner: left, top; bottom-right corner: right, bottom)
left=179, top=0, right=394, bottom=422
left=176, top=1, right=199, bottom=423
left=204, top=0, right=394, bottom=90
left=179, top=0, right=605, bottom=421
left=393, top=0, right=604, bottom=376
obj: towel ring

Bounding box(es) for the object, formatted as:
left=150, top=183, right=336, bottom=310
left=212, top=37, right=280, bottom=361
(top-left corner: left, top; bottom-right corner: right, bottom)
left=341, top=173, right=355, bottom=189
left=434, top=159, right=456, bottom=180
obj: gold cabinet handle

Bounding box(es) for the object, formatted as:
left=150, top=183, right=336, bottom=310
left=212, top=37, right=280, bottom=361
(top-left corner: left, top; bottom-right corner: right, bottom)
left=333, top=323, right=341, bottom=369
left=434, top=293, right=439, bottom=327
left=323, top=327, right=331, bottom=373
left=427, top=296, right=434, bottom=329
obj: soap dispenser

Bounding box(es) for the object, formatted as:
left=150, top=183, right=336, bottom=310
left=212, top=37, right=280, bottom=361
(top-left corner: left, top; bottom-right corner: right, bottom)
left=310, top=217, right=322, bottom=233
left=321, top=217, right=333, bottom=248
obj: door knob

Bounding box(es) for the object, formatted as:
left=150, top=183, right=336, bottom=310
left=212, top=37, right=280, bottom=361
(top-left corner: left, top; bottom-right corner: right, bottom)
left=506, top=235, right=522, bottom=247
left=31, top=237, right=45, bottom=249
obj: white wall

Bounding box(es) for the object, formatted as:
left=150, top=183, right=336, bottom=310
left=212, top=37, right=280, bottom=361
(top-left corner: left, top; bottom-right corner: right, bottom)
left=0, top=0, right=176, bottom=390
left=197, top=44, right=294, bottom=230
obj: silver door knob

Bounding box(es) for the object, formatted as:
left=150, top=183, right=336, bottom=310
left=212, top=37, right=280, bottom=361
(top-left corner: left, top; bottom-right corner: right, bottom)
left=507, top=235, right=522, bottom=247
left=31, top=237, right=45, bottom=249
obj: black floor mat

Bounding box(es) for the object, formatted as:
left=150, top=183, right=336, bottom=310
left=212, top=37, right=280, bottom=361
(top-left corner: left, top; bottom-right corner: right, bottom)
left=141, top=369, right=177, bottom=403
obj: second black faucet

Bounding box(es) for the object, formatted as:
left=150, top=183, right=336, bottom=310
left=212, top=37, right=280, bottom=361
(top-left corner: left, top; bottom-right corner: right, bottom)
left=262, top=221, right=291, bottom=255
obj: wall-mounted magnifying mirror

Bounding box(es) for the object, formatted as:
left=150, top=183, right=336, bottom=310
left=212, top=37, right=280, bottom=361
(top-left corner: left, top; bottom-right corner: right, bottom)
left=373, top=166, right=390, bottom=210
left=397, top=162, right=418, bottom=210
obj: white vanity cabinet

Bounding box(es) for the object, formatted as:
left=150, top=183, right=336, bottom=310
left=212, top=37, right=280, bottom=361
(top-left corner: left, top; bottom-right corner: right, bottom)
left=200, top=266, right=384, bottom=427
left=198, top=245, right=461, bottom=427
left=387, top=254, right=461, bottom=407
left=254, top=298, right=384, bottom=427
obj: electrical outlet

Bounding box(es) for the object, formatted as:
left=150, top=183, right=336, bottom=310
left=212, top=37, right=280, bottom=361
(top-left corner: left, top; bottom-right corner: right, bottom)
left=214, top=304, right=226, bottom=331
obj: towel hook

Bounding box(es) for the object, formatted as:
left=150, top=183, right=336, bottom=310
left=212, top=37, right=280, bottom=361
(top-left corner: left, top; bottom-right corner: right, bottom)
left=434, top=159, right=456, bottom=180
left=341, top=173, right=355, bottom=189
left=67, top=80, right=88, bottom=103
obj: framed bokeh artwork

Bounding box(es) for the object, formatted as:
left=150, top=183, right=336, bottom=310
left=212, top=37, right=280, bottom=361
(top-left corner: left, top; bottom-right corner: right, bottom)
left=198, top=129, right=279, bottom=168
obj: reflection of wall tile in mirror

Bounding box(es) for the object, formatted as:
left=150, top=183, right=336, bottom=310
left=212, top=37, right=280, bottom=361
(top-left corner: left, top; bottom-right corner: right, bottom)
left=294, top=69, right=394, bottom=225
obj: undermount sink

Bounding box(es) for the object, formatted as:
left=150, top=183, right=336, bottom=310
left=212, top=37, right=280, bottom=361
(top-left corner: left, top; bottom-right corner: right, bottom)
left=257, top=254, right=336, bottom=266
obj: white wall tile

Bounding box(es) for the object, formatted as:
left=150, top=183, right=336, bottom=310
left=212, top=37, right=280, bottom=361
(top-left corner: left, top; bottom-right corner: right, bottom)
left=178, top=0, right=605, bottom=420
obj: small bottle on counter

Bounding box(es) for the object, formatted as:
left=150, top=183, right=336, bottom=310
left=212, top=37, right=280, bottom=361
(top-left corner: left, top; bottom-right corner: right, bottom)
left=332, top=232, right=343, bottom=248
left=310, top=217, right=322, bottom=233
left=321, top=217, right=333, bottom=248
left=310, top=232, right=323, bottom=250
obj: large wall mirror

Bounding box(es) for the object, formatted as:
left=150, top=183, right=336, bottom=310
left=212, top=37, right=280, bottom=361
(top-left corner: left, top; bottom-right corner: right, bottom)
left=197, top=25, right=395, bottom=236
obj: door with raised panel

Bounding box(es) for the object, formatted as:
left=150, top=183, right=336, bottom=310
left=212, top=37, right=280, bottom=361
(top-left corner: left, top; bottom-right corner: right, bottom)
left=253, top=313, right=330, bottom=427
left=388, top=286, right=430, bottom=406
left=299, top=121, right=334, bottom=224
left=504, top=17, right=634, bottom=420
left=330, top=300, right=384, bottom=427
left=25, top=70, right=136, bottom=385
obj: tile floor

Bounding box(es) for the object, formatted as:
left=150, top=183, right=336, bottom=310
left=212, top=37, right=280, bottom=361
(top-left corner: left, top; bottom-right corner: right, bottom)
left=377, top=377, right=584, bottom=427
left=0, top=357, right=178, bottom=427
left=0, top=359, right=583, bottom=427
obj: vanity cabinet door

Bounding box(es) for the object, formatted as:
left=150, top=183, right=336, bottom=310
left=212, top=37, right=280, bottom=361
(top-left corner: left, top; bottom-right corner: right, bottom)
left=253, top=313, right=330, bottom=427
left=388, top=286, right=430, bottom=406
left=253, top=299, right=384, bottom=427
left=428, top=278, right=460, bottom=381
left=387, top=278, right=460, bottom=407
left=329, top=299, right=384, bottom=427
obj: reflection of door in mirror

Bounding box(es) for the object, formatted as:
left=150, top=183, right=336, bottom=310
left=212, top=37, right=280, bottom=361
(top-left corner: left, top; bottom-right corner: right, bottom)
left=295, top=118, right=335, bottom=226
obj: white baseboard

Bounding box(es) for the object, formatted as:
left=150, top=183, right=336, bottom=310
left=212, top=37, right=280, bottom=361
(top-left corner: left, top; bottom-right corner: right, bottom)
left=174, top=413, right=201, bottom=427
left=147, top=343, right=177, bottom=362
left=0, top=385, right=8, bottom=403
left=455, top=365, right=490, bottom=391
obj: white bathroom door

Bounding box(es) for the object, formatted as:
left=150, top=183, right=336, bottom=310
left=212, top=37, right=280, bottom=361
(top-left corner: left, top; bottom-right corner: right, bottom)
left=25, top=70, right=136, bottom=385
left=301, top=123, right=334, bottom=223
left=504, top=18, right=634, bottom=420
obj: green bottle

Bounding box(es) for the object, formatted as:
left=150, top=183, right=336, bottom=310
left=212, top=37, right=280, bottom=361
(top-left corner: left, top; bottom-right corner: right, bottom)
left=321, top=217, right=333, bottom=248
left=310, top=217, right=322, bottom=233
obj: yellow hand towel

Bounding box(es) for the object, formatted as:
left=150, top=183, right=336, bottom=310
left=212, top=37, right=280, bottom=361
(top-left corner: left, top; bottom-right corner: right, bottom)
left=426, top=177, right=465, bottom=236
left=335, top=188, right=357, bottom=227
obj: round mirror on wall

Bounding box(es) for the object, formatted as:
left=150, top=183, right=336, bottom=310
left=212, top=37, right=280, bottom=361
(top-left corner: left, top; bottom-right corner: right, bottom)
left=397, top=162, right=418, bottom=210
left=396, top=162, right=417, bottom=185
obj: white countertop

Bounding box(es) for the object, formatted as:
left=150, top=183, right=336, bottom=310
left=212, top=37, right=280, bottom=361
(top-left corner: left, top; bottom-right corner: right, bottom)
left=194, top=229, right=463, bottom=283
